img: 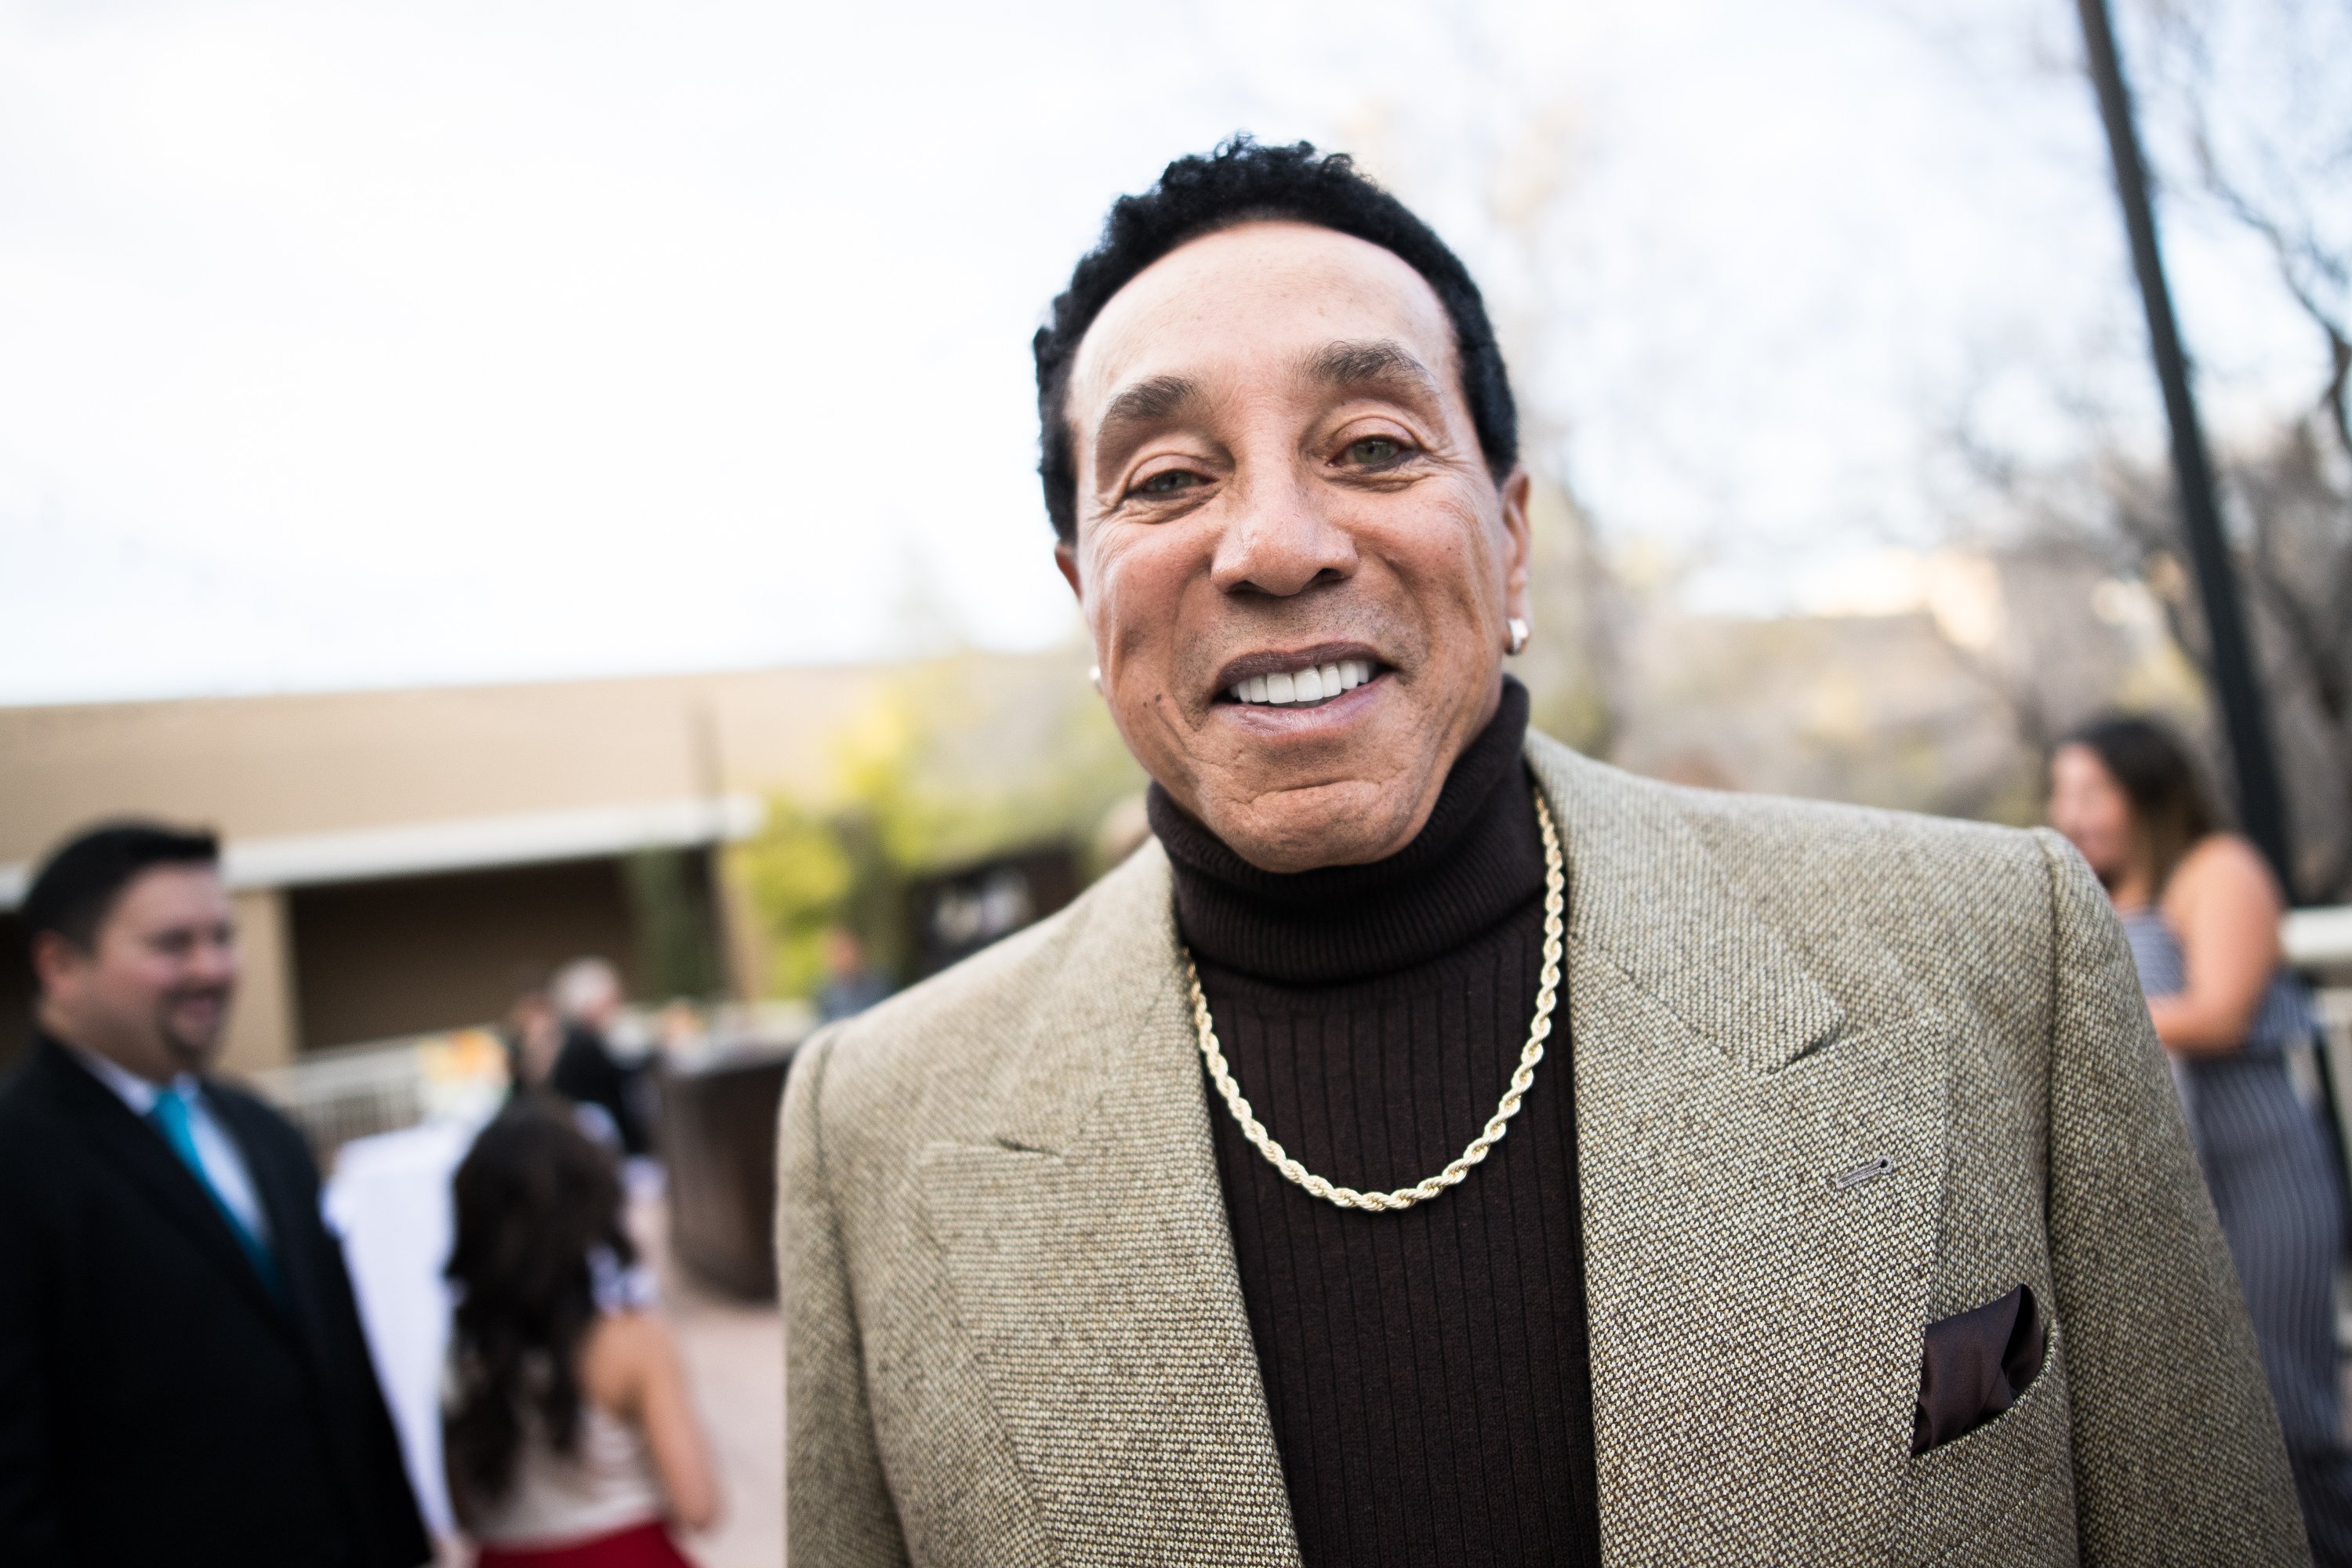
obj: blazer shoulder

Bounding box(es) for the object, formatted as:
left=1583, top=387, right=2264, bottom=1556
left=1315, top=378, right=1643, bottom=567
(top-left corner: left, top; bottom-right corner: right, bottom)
left=1529, top=728, right=2043, bottom=875
left=0, top=1056, right=71, bottom=1180
left=0, top=1043, right=96, bottom=1154
left=0, top=1054, right=45, bottom=1123
left=1682, top=779, right=2041, bottom=873
left=806, top=841, right=1174, bottom=1157
left=1527, top=730, right=2059, bottom=1006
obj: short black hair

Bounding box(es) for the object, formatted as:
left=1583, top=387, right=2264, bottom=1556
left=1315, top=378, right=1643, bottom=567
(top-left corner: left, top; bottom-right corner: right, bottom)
left=1033, top=136, right=1519, bottom=543
left=20, top=821, right=221, bottom=967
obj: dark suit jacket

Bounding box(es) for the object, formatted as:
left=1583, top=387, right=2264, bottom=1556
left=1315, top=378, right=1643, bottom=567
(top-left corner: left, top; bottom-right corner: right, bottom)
left=551, top=1023, right=651, bottom=1156
left=0, top=1036, right=430, bottom=1568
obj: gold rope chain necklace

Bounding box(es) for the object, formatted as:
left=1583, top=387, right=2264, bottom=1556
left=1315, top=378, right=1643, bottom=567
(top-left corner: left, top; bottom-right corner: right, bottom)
left=1181, top=787, right=1565, bottom=1213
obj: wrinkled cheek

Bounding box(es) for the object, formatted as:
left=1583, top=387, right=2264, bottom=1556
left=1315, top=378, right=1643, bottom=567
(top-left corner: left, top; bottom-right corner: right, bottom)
left=1380, top=501, right=1504, bottom=623
left=1104, top=562, right=1221, bottom=703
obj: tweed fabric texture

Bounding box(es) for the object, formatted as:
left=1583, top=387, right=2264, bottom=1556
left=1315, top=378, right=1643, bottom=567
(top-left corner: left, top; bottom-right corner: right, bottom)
left=779, top=732, right=2307, bottom=1566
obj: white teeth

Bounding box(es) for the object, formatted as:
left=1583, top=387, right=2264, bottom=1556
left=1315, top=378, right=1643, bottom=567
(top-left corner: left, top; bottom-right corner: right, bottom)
left=1229, top=658, right=1381, bottom=706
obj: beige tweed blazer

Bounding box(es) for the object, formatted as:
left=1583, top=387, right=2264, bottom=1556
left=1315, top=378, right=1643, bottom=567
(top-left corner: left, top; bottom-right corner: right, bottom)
left=779, top=732, right=2309, bottom=1566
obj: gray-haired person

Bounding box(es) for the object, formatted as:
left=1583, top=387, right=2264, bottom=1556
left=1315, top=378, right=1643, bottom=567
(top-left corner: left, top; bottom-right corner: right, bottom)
left=778, top=140, right=2308, bottom=1566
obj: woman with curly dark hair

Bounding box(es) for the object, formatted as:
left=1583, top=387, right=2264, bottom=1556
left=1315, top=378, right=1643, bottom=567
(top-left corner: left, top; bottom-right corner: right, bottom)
left=443, top=1102, right=718, bottom=1566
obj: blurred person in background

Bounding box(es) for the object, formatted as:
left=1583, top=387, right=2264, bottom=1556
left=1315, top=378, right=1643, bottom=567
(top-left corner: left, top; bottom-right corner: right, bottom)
left=0, top=822, right=429, bottom=1567
left=550, top=957, right=653, bottom=1156
left=443, top=1103, right=719, bottom=1566
left=506, top=976, right=564, bottom=1097
left=2051, top=715, right=2352, bottom=1563
left=815, top=927, right=888, bottom=1023
left=779, top=139, right=2305, bottom=1565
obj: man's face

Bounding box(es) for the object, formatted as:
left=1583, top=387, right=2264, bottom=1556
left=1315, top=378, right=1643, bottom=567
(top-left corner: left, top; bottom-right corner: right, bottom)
left=1058, top=220, right=1531, bottom=873
left=34, top=866, right=240, bottom=1082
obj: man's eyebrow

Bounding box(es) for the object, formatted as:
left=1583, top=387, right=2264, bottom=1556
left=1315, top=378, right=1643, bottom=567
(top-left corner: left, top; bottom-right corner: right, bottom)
left=1301, top=339, right=1443, bottom=398
left=1101, top=373, right=1201, bottom=429
left=1091, top=373, right=1203, bottom=481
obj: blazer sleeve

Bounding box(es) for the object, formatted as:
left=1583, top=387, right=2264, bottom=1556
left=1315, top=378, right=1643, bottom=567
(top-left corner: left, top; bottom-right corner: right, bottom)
left=779, top=1029, right=913, bottom=1568
left=2034, top=828, right=2310, bottom=1562
left=0, top=1142, right=67, bottom=1566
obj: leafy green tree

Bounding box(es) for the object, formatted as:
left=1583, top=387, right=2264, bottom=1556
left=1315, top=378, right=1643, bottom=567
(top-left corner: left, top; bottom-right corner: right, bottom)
left=734, top=655, right=1145, bottom=999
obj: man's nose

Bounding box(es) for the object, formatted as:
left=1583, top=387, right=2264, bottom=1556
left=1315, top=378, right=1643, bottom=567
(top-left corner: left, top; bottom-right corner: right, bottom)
left=194, top=932, right=241, bottom=987
left=1209, top=470, right=1358, bottom=598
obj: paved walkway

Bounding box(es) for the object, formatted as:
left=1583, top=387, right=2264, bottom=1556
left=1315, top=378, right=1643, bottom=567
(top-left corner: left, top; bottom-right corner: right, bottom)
left=636, top=1192, right=784, bottom=1568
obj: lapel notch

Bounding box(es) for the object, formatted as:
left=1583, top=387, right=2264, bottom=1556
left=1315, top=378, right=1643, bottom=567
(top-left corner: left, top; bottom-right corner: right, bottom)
left=210, top=1090, right=347, bottom=1353
left=1526, top=735, right=1845, bottom=1073
left=917, top=846, right=1301, bottom=1566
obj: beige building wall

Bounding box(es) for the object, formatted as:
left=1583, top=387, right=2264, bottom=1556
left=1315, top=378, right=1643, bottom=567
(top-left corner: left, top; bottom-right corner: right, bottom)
left=0, top=650, right=1090, bottom=1062
left=716, top=847, right=771, bottom=1001
left=220, top=887, right=299, bottom=1073
left=289, top=858, right=640, bottom=1049
left=0, top=663, right=898, bottom=864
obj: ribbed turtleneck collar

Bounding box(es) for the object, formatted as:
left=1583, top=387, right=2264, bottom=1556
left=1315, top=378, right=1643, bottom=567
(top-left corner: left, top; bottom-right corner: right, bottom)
left=1148, top=677, right=1541, bottom=985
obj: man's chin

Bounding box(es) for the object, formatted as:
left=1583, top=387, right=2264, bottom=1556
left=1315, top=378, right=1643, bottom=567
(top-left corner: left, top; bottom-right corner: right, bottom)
left=1206, top=781, right=1428, bottom=873
left=159, top=1016, right=228, bottom=1073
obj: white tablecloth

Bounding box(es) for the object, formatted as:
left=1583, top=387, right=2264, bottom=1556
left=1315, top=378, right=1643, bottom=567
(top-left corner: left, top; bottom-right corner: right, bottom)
left=324, top=1120, right=474, bottom=1536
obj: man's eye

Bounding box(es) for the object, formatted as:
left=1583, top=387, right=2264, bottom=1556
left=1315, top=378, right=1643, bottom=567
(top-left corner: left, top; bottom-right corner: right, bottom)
left=1136, top=470, right=1200, bottom=495
left=1345, top=437, right=1406, bottom=466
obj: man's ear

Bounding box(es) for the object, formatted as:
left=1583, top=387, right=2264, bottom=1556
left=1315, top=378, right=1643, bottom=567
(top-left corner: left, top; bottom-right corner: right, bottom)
left=1054, top=539, right=1083, bottom=601
left=28, top=928, right=85, bottom=999
left=1497, top=464, right=1534, bottom=623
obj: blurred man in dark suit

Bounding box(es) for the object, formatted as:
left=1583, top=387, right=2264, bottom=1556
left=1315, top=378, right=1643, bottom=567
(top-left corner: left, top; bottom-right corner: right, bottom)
left=0, top=822, right=429, bottom=1568
left=549, top=956, right=653, bottom=1156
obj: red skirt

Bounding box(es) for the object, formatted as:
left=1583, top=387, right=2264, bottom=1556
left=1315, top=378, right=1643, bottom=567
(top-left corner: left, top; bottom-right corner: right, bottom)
left=474, top=1519, right=696, bottom=1568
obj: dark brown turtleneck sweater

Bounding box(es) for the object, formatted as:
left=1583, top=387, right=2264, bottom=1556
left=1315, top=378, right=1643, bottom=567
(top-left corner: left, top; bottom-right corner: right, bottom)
left=1147, top=679, right=1602, bottom=1568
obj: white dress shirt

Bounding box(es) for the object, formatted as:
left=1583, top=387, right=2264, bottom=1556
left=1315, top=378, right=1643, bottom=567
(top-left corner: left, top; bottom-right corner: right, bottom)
left=71, top=1045, right=273, bottom=1245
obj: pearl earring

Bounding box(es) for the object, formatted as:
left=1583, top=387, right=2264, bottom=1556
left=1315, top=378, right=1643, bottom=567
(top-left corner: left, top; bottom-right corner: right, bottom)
left=1506, top=618, right=1530, bottom=656
left=1089, top=663, right=1102, bottom=691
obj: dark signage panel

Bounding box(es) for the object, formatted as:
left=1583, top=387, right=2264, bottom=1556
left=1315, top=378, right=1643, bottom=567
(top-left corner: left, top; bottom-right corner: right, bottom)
left=905, top=847, right=1080, bottom=980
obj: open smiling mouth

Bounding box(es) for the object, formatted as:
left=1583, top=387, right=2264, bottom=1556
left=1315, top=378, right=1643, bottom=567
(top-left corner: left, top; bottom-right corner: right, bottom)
left=1223, top=657, right=1379, bottom=710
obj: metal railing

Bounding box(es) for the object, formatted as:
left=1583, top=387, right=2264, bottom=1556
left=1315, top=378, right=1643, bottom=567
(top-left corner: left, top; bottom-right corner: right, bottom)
left=238, top=1000, right=815, bottom=1167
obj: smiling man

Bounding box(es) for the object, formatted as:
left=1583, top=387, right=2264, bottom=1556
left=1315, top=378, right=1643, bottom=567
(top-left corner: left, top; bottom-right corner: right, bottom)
left=779, top=141, right=2308, bottom=1566
left=0, top=823, right=428, bottom=1568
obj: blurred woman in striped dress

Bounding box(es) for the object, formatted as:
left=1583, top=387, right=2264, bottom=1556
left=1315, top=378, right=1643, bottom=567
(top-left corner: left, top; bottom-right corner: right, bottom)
left=2051, top=714, right=2352, bottom=1564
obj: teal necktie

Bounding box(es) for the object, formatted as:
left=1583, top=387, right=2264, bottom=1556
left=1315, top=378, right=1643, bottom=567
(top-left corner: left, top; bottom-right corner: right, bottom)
left=151, top=1086, right=285, bottom=1301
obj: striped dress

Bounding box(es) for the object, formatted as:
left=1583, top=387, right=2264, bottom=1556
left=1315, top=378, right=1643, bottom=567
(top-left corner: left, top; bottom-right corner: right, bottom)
left=2124, top=908, right=2352, bottom=1563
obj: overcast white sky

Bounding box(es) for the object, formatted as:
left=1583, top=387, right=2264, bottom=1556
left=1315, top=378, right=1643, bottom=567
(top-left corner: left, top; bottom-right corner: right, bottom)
left=0, top=0, right=2328, bottom=706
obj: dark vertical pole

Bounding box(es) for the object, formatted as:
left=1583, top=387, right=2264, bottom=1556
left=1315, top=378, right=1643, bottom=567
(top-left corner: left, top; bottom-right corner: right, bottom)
left=2075, top=0, right=2296, bottom=895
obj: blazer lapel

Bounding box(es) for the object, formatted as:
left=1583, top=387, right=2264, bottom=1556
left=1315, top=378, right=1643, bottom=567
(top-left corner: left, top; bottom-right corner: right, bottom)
left=917, top=847, right=1301, bottom=1566
left=1527, top=738, right=1947, bottom=1565
left=211, top=1092, right=339, bottom=1354
left=34, top=1042, right=292, bottom=1334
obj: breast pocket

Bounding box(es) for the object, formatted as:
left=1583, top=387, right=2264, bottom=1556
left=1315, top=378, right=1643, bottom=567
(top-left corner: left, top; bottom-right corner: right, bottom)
left=1893, top=1319, right=2078, bottom=1567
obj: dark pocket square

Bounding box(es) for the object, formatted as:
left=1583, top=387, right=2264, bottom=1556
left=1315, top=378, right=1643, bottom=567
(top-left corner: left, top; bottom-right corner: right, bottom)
left=1912, top=1283, right=2047, bottom=1454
